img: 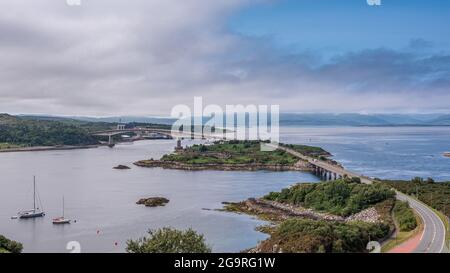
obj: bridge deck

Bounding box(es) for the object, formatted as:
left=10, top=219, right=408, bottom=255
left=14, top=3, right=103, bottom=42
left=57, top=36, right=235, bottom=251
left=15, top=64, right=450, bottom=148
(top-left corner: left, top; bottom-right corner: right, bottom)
left=275, top=144, right=373, bottom=184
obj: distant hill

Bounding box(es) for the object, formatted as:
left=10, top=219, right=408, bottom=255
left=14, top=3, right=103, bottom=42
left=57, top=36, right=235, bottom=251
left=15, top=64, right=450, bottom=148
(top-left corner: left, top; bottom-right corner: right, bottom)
left=63, top=115, right=176, bottom=125
left=44, top=113, right=450, bottom=127
left=429, top=114, right=450, bottom=125
left=279, top=113, right=450, bottom=126
left=9, top=113, right=450, bottom=128
left=0, top=114, right=100, bottom=147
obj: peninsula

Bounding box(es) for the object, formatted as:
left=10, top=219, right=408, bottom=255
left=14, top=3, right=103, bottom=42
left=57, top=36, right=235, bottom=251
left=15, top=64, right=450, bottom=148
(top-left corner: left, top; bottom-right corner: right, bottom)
left=223, top=178, right=420, bottom=253
left=134, top=140, right=331, bottom=171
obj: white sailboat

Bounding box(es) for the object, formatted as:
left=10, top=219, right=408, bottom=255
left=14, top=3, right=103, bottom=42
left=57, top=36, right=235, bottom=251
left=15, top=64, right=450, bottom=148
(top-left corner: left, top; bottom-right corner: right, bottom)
left=52, top=196, right=71, bottom=224
left=18, top=176, right=45, bottom=219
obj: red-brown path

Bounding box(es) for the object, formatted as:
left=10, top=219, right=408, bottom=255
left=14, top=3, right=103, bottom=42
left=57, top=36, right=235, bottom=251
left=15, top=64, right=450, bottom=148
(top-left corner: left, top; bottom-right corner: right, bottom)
left=388, top=230, right=424, bottom=253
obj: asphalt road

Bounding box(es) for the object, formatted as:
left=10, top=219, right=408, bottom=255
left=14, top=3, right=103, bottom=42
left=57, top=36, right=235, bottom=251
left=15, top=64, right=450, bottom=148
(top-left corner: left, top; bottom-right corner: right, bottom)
left=396, top=192, right=447, bottom=253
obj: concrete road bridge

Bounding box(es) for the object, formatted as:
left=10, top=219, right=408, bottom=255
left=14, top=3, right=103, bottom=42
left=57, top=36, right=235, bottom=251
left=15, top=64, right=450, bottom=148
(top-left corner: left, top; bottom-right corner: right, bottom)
left=276, top=144, right=373, bottom=183
left=91, top=127, right=227, bottom=139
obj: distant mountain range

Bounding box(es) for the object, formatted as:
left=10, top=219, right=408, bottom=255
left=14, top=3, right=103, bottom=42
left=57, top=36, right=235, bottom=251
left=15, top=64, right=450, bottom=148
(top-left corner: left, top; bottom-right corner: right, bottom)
left=15, top=113, right=450, bottom=126
left=279, top=113, right=450, bottom=126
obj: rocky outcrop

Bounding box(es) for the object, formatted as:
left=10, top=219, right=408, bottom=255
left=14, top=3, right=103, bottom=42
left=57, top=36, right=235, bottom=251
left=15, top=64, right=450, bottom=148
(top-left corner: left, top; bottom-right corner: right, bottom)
left=113, top=165, right=131, bottom=170
left=224, top=198, right=382, bottom=224
left=345, top=207, right=380, bottom=223
left=134, top=159, right=311, bottom=172
left=136, top=197, right=169, bottom=207
left=242, top=198, right=345, bottom=221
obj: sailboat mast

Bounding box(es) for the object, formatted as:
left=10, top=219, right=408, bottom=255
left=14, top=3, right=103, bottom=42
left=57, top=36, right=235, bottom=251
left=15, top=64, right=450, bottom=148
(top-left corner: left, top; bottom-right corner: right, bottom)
left=63, top=196, right=65, bottom=218
left=33, top=176, right=36, bottom=211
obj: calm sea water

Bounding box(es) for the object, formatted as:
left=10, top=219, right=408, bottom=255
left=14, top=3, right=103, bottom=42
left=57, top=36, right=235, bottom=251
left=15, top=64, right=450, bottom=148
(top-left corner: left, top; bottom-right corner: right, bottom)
left=0, top=126, right=449, bottom=253
left=281, top=126, right=450, bottom=181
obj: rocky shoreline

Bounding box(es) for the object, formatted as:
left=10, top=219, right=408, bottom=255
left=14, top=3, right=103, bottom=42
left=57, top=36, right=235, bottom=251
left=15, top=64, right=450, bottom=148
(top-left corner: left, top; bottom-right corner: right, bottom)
left=223, top=198, right=382, bottom=224
left=0, top=144, right=100, bottom=153
left=134, top=159, right=311, bottom=172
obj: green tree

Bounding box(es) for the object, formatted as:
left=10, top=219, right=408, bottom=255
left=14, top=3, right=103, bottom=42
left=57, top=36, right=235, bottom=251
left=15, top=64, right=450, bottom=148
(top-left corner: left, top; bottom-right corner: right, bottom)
left=126, top=227, right=211, bottom=253
left=0, top=235, right=23, bottom=253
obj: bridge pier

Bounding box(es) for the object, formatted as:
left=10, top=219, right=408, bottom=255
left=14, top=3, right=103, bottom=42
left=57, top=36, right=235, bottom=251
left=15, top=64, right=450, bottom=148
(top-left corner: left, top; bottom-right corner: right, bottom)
left=311, top=165, right=341, bottom=182
left=318, top=168, right=324, bottom=180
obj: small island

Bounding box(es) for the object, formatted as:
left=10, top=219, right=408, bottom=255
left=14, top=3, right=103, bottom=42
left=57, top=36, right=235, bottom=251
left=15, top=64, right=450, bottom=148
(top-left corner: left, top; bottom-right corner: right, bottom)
left=137, top=197, right=170, bottom=207
left=113, top=165, right=131, bottom=170
left=134, top=140, right=331, bottom=171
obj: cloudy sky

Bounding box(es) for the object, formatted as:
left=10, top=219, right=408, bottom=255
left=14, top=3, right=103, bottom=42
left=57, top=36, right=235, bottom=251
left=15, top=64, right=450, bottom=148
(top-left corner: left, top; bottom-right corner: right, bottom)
left=0, top=0, right=449, bottom=116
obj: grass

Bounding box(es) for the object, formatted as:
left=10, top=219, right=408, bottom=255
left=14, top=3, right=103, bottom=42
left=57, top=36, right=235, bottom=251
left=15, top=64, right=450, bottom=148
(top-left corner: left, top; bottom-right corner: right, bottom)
left=381, top=210, right=423, bottom=253
left=0, top=143, right=25, bottom=150
left=161, top=140, right=301, bottom=166
left=279, top=143, right=330, bottom=158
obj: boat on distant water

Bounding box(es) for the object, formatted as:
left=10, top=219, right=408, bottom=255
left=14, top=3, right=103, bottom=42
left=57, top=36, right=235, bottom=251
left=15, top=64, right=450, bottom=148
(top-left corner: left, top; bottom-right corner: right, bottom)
left=444, top=152, right=450, bottom=158
left=53, top=196, right=71, bottom=225
left=18, top=176, right=45, bottom=219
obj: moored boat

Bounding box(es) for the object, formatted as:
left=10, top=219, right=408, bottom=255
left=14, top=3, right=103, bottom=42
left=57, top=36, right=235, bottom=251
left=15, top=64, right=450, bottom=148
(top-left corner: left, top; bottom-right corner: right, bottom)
left=18, top=176, right=45, bottom=219
left=52, top=196, right=71, bottom=225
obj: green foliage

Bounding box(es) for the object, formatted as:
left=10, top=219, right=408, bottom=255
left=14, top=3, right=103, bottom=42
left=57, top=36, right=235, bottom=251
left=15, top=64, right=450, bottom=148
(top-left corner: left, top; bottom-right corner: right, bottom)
left=264, top=179, right=395, bottom=216
left=161, top=140, right=302, bottom=166
left=0, top=114, right=99, bottom=146
left=382, top=179, right=450, bottom=218
left=126, top=227, right=211, bottom=253
left=260, top=218, right=390, bottom=253
left=279, top=143, right=330, bottom=157
left=0, top=235, right=23, bottom=253
left=393, top=201, right=418, bottom=232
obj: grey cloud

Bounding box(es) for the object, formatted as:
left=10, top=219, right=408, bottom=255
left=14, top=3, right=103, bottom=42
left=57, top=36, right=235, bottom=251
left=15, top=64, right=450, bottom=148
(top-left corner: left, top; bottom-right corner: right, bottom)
left=0, top=0, right=449, bottom=116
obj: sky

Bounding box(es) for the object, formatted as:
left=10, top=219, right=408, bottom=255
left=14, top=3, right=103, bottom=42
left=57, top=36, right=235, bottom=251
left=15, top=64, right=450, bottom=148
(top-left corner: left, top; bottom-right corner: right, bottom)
left=0, top=0, right=449, bottom=116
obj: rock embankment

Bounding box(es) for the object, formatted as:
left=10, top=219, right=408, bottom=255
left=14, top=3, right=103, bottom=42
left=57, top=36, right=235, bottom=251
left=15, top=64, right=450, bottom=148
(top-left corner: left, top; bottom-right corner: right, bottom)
left=345, top=207, right=380, bottom=223
left=134, top=159, right=311, bottom=172
left=224, top=198, right=381, bottom=224
left=136, top=197, right=169, bottom=207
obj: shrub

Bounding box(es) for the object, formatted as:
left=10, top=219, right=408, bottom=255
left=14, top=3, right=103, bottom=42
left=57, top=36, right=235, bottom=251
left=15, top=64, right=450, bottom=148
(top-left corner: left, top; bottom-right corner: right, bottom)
left=258, top=219, right=390, bottom=253
left=0, top=235, right=23, bottom=253
left=126, top=227, right=211, bottom=253
left=263, top=180, right=395, bottom=216
left=382, top=179, right=450, bottom=218
left=393, top=201, right=417, bottom=232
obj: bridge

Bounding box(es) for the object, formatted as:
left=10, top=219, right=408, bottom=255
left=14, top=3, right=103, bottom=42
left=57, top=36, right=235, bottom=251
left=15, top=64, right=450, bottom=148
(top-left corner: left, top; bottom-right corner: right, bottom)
left=91, top=127, right=227, bottom=147
left=92, top=127, right=227, bottom=139
left=276, top=144, right=373, bottom=183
